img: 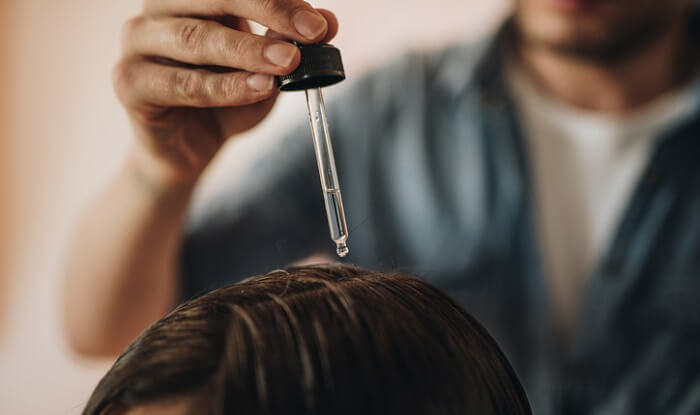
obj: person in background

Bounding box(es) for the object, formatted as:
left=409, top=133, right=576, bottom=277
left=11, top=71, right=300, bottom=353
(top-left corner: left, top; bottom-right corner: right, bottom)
left=82, top=265, right=532, bottom=415
left=64, top=0, right=700, bottom=413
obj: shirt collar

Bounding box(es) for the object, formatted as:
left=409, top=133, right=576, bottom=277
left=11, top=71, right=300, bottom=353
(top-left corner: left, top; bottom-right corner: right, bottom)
left=433, top=18, right=515, bottom=104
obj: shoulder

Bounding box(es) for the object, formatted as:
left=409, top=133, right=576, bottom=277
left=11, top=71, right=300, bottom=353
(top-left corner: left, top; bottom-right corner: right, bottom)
left=350, top=37, right=494, bottom=100
left=326, top=36, right=496, bottom=130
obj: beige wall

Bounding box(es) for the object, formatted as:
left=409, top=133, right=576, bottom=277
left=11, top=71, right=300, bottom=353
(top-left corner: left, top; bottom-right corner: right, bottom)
left=0, top=1, right=9, bottom=335
left=0, top=1, right=509, bottom=413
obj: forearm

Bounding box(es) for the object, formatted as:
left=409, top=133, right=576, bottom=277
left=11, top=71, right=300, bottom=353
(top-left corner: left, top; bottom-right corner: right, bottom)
left=63, top=151, right=195, bottom=357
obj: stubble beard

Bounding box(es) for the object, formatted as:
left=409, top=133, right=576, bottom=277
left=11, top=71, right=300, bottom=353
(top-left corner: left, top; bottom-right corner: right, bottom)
left=514, top=7, right=680, bottom=66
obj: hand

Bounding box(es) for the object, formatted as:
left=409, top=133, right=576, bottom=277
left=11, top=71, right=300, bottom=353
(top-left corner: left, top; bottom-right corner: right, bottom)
left=114, top=0, right=338, bottom=187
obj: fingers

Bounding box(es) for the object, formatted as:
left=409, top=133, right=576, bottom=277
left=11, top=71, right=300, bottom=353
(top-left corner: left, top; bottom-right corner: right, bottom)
left=265, top=9, right=338, bottom=43
left=316, top=9, right=339, bottom=43
left=143, top=0, right=331, bottom=44
left=123, top=17, right=301, bottom=75
left=113, top=59, right=278, bottom=109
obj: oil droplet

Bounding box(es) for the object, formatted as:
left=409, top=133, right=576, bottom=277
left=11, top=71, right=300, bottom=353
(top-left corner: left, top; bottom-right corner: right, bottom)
left=336, top=243, right=349, bottom=258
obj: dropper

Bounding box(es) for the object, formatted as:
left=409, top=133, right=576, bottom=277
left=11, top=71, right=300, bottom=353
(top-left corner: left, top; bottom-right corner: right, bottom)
left=278, top=43, right=349, bottom=257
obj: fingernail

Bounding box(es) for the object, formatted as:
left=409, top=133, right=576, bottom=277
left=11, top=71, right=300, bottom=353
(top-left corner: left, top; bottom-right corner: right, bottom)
left=264, top=43, right=297, bottom=67
left=246, top=74, right=274, bottom=91
left=293, top=9, right=327, bottom=40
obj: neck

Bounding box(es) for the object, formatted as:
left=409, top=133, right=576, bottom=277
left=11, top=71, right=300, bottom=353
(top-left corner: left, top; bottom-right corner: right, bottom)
left=516, top=16, right=695, bottom=113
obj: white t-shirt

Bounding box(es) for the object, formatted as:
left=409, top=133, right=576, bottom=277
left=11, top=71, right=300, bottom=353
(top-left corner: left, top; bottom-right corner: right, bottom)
left=508, top=65, right=699, bottom=345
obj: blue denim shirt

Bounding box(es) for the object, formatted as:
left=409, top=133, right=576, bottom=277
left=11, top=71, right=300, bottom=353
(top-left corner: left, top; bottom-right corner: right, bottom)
left=182, top=17, right=700, bottom=415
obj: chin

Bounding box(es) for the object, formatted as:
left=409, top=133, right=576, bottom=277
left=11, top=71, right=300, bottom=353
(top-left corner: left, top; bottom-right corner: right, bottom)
left=516, top=2, right=612, bottom=50
left=514, top=0, right=681, bottom=62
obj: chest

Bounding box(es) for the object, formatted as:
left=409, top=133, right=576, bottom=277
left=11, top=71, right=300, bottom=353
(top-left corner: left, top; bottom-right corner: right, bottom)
left=356, top=102, right=700, bottom=413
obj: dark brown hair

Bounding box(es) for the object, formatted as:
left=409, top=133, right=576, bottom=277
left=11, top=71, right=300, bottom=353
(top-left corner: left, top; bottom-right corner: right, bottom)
left=84, top=265, right=531, bottom=415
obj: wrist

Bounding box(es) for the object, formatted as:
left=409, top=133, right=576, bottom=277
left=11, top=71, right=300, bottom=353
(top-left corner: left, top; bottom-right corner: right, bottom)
left=124, top=145, right=200, bottom=200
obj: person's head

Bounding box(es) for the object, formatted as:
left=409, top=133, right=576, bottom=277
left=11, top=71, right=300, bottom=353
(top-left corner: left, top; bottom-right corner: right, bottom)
left=84, top=265, right=531, bottom=415
left=514, top=0, right=692, bottom=63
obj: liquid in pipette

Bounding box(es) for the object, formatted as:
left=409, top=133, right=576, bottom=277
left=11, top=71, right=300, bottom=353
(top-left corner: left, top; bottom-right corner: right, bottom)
left=324, top=189, right=349, bottom=257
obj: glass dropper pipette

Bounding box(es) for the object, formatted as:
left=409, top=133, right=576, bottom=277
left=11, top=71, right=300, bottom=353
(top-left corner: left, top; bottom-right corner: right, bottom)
left=278, top=43, right=349, bottom=257
left=305, top=87, right=349, bottom=257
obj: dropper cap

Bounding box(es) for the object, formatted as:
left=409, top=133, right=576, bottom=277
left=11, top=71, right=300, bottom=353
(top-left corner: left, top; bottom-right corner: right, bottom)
left=278, top=43, right=345, bottom=91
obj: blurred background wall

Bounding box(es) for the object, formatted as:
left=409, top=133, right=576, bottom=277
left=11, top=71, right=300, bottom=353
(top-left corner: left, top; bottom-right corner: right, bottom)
left=0, top=1, right=9, bottom=336
left=0, top=0, right=509, bottom=413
